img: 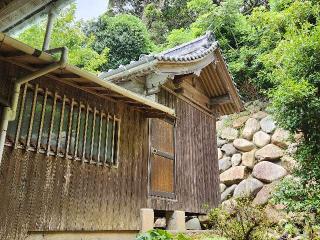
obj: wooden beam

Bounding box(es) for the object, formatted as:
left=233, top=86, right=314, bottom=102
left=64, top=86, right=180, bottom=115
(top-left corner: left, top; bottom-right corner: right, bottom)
left=209, top=93, right=232, bottom=106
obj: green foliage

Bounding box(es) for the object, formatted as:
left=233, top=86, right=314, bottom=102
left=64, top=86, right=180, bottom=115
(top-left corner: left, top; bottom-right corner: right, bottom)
left=136, top=230, right=225, bottom=240
left=86, top=14, right=154, bottom=70
left=18, top=5, right=108, bottom=73
left=136, top=229, right=173, bottom=240
left=208, top=198, right=274, bottom=240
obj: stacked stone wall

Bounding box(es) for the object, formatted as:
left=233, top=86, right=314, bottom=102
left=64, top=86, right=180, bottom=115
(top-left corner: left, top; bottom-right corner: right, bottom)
left=217, top=101, right=299, bottom=205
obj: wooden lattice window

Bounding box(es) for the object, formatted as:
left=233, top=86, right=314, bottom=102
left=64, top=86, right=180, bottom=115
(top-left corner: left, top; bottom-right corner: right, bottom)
left=5, top=84, right=120, bottom=166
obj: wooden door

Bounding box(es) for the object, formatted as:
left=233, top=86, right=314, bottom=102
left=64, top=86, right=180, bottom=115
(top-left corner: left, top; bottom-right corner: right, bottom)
left=149, top=118, right=175, bottom=198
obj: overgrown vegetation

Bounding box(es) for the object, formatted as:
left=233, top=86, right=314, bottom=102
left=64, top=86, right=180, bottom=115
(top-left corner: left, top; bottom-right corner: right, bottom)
left=208, top=198, right=273, bottom=240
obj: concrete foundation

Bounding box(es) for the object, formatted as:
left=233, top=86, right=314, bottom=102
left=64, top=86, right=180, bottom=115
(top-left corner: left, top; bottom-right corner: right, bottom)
left=140, top=208, right=154, bottom=232
left=166, top=210, right=186, bottom=232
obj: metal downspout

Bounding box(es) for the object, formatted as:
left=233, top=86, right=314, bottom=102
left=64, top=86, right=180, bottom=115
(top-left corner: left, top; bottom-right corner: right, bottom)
left=0, top=47, right=68, bottom=164
left=42, top=9, right=56, bottom=51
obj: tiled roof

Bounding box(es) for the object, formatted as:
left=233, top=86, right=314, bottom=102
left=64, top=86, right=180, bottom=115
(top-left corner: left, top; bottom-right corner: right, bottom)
left=100, top=32, right=218, bottom=79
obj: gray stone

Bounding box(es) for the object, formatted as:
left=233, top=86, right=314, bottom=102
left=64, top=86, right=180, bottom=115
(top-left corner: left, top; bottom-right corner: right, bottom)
left=218, top=148, right=223, bottom=160
left=220, top=166, right=248, bottom=185
left=221, top=127, right=239, bottom=140
left=233, top=116, right=249, bottom=129
left=217, top=138, right=228, bottom=148
left=253, top=161, right=287, bottom=183
left=242, top=149, right=257, bottom=169
left=233, top=138, right=255, bottom=152
left=253, top=182, right=278, bottom=206
left=271, top=128, right=290, bottom=148
left=221, top=143, right=237, bottom=156
left=231, top=153, right=242, bottom=166
left=221, top=184, right=237, bottom=201
left=253, top=131, right=271, bottom=148
left=260, top=116, right=276, bottom=133
left=219, top=157, right=232, bottom=173
left=233, top=178, right=264, bottom=198
left=186, top=217, right=201, bottom=230
left=252, top=111, right=268, bottom=120
left=220, top=183, right=227, bottom=193
left=255, top=144, right=284, bottom=161
left=242, top=118, right=260, bottom=140
left=154, top=217, right=166, bottom=228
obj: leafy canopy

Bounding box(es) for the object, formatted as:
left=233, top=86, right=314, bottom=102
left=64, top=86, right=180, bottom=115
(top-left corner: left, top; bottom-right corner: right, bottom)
left=86, top=14, right=154, bottom=71
left=18, top=5, right=108, bottom=73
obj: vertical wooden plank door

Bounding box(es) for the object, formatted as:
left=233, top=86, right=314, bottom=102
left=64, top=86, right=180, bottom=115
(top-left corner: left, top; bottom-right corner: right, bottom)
left=149, top=118, right=175, bottom=198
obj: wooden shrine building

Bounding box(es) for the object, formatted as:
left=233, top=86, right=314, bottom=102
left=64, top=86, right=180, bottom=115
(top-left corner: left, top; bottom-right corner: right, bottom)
left=0, top=2, right=242, bottom=239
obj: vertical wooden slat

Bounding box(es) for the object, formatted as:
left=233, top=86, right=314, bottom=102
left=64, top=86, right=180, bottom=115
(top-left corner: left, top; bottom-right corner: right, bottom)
left=47, top=93, right=57, bottom=156
left=110, top=116, right=116, bottom=165
left=14, top=84, right=27, bottom=149
left=90, top=107, right=97, bottom=163
left=37, top=89, right=48, bottom=152
left=114, top=118, right=121, bottom=167
left=104, top=114, right=110, bottom=166
left=82, top=104, right=89, bottom=163
left=66, top=99, right=74, bottom=157
left=26, top=84, right=38, bottom=148
left=97, top=111, right=103, bottom=165
left=74, top=103, right=82, bottom=159
left=57, top=95, right=66, bottom=155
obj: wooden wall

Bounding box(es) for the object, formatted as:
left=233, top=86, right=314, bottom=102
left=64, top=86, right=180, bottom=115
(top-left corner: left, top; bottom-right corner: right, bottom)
left=0, top=60, right=220, bottom=240
left=149, top=89, right=220, bottom=214
left=0, top=60, right=149, bottom=240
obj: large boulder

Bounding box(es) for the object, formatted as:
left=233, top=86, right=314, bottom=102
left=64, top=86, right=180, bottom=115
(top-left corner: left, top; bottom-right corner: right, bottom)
left=253, top=182, right=278, bottom=206
left=219, top=157, right=232, bottom=173
left=221, top=184, right=237, bottom=201
left=271, top=128, right=290, bottom=148
left=233, top=138, right=255, bottom=152
left=220, top=166, right=249, bottom=185
left=260, top=116, right=276, bottom=133
left=233, top=116, right=249, bottom=129
left=242, top=149, right=257, bottom=169
left=255, top=144, right=284, bottom=161
left=253, top=131, right=271, bottom=148
left=242, top=118, right=260, bottom=140
left=233, top=178, right=264, bottom=198
left=253, top=161, right=287, bottom=183
left=231, top=153, right=242, bottom=166
left=221, top=127, right=239, bottom=140
left=186, top=217, right=202, bottom=230
left=221, top=143, right=237, bottom=156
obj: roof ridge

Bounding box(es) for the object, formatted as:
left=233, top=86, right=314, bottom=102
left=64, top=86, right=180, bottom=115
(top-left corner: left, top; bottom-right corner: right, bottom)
left=156, top=31, right=215, bottom=58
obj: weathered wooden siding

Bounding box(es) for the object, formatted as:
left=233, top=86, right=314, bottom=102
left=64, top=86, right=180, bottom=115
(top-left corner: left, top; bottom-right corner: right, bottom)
left=149, top=90, right=220, bottom=214
left=0, top=61, right=149, bottom=240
